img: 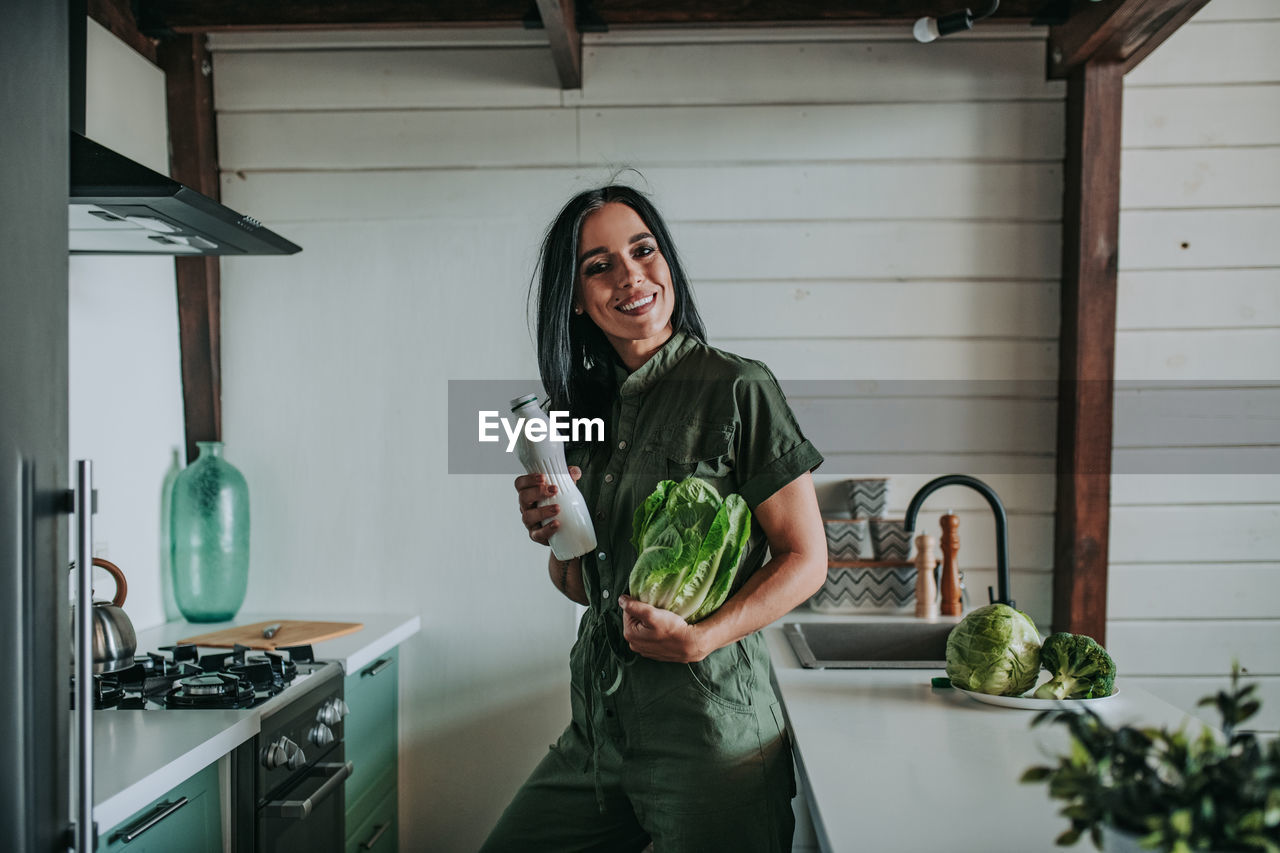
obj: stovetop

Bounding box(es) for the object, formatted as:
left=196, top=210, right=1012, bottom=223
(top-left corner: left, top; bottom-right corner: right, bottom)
left=78, top=643, right=332, bottom=711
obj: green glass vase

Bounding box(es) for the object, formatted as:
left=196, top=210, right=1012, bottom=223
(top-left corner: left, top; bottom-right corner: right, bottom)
left=170, top=441, right=250, bottom=622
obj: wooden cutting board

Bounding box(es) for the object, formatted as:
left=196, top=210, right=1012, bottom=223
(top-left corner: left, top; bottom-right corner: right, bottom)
left=180, top=620, right=364, bottom=650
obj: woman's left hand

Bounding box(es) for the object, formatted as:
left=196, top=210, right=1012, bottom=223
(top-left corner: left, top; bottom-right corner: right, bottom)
left=618, top=594, right=708, bottom=663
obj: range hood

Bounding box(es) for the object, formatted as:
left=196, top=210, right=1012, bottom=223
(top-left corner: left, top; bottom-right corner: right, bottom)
left=69, top=131, right=301, bottom=256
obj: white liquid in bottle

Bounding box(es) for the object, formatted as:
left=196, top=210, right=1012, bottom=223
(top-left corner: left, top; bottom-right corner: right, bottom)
left=510, top=395, right=597, bottom=561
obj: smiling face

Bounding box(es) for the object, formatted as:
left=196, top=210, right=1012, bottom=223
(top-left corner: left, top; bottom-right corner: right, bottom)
left=575, top=202, right=675, bottom=370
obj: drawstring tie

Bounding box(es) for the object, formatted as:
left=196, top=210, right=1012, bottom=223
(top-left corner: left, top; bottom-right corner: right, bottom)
left=580, top=606, right=635, bottom=813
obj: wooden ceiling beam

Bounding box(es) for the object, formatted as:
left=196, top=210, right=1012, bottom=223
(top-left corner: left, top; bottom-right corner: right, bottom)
left=1047, top=0, right=1213, bottom=78
left=535, top=0, right=583, bottom=89
left=133, top=0, right=1046, bottom=33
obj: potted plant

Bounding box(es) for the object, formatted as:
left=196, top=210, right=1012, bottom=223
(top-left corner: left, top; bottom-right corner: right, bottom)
left=1021, top=664, right=1280, bottom=852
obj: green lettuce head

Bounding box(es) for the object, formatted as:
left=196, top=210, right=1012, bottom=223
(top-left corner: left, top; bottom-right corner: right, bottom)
left=628, top=477, right=752, bottom=623
left=945, top=603, right=1042, bottom=696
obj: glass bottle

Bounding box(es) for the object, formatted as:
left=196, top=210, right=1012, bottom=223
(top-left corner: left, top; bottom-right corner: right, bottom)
left=170, top=441, right=250, bottom=622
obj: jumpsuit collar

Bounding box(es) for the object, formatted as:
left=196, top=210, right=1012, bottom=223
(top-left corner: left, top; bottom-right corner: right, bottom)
left=613, top=329, right=698, bottom=398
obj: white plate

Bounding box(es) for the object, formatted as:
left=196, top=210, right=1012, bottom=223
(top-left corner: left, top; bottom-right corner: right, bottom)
left=953, top=684, right=1120, bottom=710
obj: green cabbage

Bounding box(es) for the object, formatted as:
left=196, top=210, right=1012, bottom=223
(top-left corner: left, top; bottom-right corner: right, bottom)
left=945, top=603, right=1042, bottom=696
left=628, top=477, right=752, bottom=623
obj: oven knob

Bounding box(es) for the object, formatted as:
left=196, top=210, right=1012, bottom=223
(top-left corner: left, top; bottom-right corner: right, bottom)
left=281, top=737, right=307, bottom=770
left=308, top=723, right=335, bottom=747
left=334, top=698, right=350, bottom=719
left=316, top=701, right=341, bottom=726
left=260, top=741, right=288, bottom=770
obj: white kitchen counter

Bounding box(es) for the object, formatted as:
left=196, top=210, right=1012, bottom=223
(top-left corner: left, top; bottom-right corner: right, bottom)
left=133, top=611, right=422, bottom=676
left=93, top=612, right=419, bottom=831
left=766, top=614, right=1201, bottom=853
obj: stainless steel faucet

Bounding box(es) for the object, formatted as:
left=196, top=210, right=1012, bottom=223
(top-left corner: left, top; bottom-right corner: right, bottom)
left=903, top=474, right=1013, bottom=608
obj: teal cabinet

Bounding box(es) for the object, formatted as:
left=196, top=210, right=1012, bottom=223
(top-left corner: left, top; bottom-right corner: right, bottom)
left=345, top=648, right=399, bottom=851
left=345, top=786, right=397, bottom=853
left=99, top=760, right=220, bottom=853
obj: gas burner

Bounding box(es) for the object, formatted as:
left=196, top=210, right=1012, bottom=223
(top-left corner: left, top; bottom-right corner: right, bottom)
left=71, top=673, right=125, bottom=710
left=113, top=658, right=204, bottom=699
left=165, top=672, right=256, bottom=709
left=145, top=644, right=199, bottom=673
left=78, top=642, right=326, bottom=711
left=227, top=653, right=297, bottom=694
left=95, top=676, right=124, bottom=708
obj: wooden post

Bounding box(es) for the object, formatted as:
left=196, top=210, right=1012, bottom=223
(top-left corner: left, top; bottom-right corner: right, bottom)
left=157, top=32, right=222, bottom=465
left=1052, top=61, right=1123, bottom=644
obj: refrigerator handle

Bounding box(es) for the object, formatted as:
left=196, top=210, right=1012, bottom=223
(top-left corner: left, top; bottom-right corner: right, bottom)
left=74, top=460, right=95, bottom=852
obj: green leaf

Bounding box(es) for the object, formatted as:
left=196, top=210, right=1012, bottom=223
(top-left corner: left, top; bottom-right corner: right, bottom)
left=1022, top=766, right=1053, bottom=783
left=688, top=494, right=752, bottom=622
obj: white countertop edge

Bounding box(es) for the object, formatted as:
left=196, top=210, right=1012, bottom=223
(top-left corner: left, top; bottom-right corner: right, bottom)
left=340, top=615, right=421, bottom=675
left=94, top=715, right=258, bottom=830
left=788, top=721, right=836, bottom=853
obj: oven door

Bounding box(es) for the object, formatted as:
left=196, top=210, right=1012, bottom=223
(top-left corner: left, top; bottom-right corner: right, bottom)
left=258, top=751, right=352, bottom=853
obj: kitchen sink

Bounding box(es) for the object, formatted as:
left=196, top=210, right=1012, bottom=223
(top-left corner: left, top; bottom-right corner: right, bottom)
left=783, top=620, right=955, bottom=669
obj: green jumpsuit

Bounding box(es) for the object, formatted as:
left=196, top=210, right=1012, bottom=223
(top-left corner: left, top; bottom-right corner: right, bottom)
left=481, top=331, right=824, bottom=853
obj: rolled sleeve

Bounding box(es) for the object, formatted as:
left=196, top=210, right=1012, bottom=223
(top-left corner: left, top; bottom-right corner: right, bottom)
left=732, top=363, right=824, bottom=511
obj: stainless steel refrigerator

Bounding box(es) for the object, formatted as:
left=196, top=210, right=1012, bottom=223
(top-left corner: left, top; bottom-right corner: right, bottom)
left=2, top=1, right=72, bottom=850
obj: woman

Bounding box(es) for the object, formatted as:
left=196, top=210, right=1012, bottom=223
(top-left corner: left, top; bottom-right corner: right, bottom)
left=482, top=185, right=826, bottom=852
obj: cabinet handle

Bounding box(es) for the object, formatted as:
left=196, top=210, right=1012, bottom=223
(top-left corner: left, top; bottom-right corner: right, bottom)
left=362, top=657, right=392, bottom=678
left=266, top=761, right=353, bottom=819
left=360, top=821, right=391, bottom=850
left=113, top=797, right=189, bottom=843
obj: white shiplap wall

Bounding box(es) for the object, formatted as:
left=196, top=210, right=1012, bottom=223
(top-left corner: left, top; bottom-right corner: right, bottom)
left=208, top=26, right=1066, bottom=850
left=1111, top=0, right=1280, bottom=733
left=70, top=20, right=186, bottom=633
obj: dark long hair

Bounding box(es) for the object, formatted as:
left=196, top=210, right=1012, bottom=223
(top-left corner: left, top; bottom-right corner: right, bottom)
left=531, top=185, right=707, bottom=426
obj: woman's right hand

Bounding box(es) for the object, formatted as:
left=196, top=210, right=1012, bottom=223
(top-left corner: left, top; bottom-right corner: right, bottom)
left=515, top=466, right=582, bottom=546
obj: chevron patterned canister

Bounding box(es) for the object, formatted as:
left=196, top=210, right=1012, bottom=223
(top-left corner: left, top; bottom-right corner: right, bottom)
left=823, top=518, right=869, bottom=561
left=847, top=478, right=890, bottom=518
left=808, top=565, right=918, bottom=613
left=870, top=518, right=913, bottom=561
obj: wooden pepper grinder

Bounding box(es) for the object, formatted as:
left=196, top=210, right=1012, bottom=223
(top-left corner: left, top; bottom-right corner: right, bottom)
left=939, top=513, right=962, bottom=616
left=914, top=533, right=938, bottom=618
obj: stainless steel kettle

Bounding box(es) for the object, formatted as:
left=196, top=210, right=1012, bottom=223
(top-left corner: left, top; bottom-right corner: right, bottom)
left=70, top=558, right=137, bottom=673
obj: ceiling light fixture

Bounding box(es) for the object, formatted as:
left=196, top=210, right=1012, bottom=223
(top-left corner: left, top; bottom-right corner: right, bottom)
left=913, top=0, right=1000, bottom=43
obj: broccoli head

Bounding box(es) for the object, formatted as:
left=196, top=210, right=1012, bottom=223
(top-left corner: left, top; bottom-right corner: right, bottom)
left=1031, top=632, right=1116, bottom=700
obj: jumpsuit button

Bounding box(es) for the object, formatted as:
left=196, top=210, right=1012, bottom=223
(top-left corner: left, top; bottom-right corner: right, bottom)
left=597, top=552, right=606, bottom=561
left=602, top=588, right=610, bottom=600
left=618, top=440, right=628, bottom=450
left=604, top=473, right=614, bottom=483
left=595, top=510, right=604, bottom=520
